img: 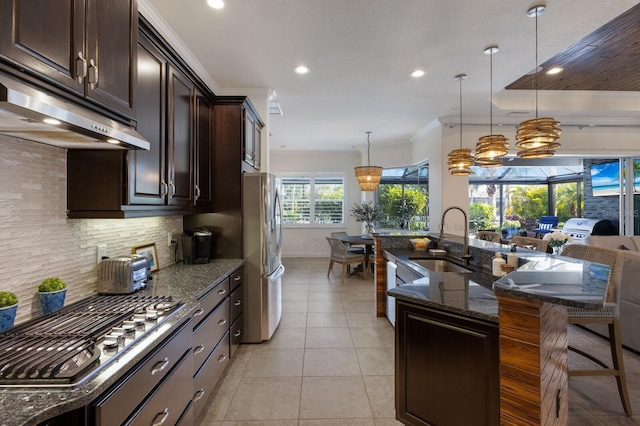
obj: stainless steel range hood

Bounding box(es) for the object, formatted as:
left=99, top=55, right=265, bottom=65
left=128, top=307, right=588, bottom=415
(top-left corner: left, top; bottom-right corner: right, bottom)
left=0, top=74, right=149, bottom=150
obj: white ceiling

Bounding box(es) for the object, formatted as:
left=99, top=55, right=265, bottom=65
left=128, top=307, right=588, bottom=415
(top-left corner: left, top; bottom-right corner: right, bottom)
left=142, top=0, right=640, bottom=152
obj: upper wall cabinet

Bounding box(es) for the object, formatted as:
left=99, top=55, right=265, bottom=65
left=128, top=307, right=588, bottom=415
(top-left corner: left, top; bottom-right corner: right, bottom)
left=0, top=0, right=138, bottom=119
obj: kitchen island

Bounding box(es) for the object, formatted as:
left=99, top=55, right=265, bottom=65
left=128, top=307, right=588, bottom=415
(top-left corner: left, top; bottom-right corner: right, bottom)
left=387, top=247, right=608, bottom=426
left=0, top=259, right=242, bottom=426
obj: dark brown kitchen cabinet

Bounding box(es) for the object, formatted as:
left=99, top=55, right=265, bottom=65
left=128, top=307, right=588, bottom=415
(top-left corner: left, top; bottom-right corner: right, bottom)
left=166, top=65, right=194, bottom=207
left=396, top=301, right=499, bottom=426
left=66, top=28, right=213, bottom=218
left=194, top=90, right=213, bottom=208
left=0, top=0, right=137, bottom=119
left=243, top=108, right=262, bottom=169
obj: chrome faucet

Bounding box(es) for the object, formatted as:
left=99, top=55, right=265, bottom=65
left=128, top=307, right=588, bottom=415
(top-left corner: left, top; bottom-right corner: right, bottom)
left=439, top=206, right=472, bottom=265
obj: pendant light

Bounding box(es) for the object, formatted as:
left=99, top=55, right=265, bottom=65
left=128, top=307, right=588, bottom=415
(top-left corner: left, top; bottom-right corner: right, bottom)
left=354, top=131, right=383, bottom=191
left=515, top=4, right=561, bottom=158
left=448, top=74, right=474, bottom=176
left=475, top=46, right=509, bottom=168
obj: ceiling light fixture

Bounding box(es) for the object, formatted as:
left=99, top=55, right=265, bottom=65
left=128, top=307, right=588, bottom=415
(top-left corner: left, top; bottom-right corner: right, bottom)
left=294, top=65, right=309, bottom=74
left=515, top=5, right=561, bottom=159
left=545, top=66, right=564, bottom=75
left=354, top=132, right=383, bottom=191
left=43, top=118, right=61, bottom=125
left=475, top=45, right=509, bottom=168
left=207, top=0, right=224, bottom=9
left=410, top=69, right=425, bottom=78
left=447, top=74, right=475, bottom=176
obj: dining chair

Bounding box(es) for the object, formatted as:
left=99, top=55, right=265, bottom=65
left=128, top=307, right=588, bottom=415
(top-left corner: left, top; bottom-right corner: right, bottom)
left=326, top=237, right=367, bottom=283
left=560, top=244, right=632, bottom=415
left=330, top=232, right=365, bottom=255
left=475, top=230, right=501, bottom=242
left=509, top=236, right=549, bottom=252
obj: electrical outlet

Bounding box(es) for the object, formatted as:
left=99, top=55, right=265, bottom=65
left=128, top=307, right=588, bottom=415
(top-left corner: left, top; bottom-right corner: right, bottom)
left=167, top=232, right=173, bottom=247
left=97, top=244, right=107, bottom=265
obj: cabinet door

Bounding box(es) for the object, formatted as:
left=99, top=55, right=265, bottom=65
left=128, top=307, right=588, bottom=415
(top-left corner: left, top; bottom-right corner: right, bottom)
left=166, top=65, right=194, bottom=206
left=0, top=0, right=85, bottom=95
left=194, top=91, right=212, bottom=208
left=127, top=33, right=167, bottom=205
left=85, top=0, right=137, bottom=118
left=253, top=122, right=262, bottom=170
left=243, top=108, right=255, bottom=166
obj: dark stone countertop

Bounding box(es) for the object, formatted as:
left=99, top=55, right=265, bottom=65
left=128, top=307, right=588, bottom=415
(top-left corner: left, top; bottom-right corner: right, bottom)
left=385, top=242, right=608, bottom=322
left=0, top=259, right=243, bottom=426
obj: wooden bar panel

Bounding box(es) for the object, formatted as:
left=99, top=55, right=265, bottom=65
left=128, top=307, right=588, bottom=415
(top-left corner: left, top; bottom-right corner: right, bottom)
left=375, top=237, right=386, bottom=317
left=497, top=294, right=568, bottom=426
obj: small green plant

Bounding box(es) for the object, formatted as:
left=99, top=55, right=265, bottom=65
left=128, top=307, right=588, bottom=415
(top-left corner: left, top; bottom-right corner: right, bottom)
left=0, top=291, right=18, bottom=308
left=501, top=220, right=521, bottom=230
left=39, top=277, right=67, bottom=293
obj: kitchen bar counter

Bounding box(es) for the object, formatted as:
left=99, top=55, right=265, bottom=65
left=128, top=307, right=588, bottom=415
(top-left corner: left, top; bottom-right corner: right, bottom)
left=0, top=259, right=242, bottom=426
left=386, top=243, right=610, bottom=426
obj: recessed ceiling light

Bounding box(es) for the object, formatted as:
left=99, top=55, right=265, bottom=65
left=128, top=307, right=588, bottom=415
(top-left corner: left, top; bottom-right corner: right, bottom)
left=546, top=66, right=563, bottom=75
left=207, top=0, right=224, bottom=9
left=294, top=65, right=309, bottom=74
left=410, top=69, right=425, bottom=78
left=43, top=118, right=61, bottom=125
left=107, top=139, right=120, bottom=144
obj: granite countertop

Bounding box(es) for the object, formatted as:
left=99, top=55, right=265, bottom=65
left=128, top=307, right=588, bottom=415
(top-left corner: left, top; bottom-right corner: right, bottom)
left=385, top=244, right=608, bottom=322
left=0, top=259, right=243, bottom=426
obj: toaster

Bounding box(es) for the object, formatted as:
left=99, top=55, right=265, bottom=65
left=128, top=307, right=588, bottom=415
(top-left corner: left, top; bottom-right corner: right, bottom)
left=97, top=255, right=151, bottom=294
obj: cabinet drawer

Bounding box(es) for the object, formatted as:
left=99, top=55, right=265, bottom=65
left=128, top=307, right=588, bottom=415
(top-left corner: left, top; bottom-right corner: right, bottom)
left=195, top=278, right=229, bottom=327
left=193, top=331, right=230, bottom=418
left=176, top=401, right=193, bottom=426
left=193, top=298, right=229, bottom=374
left=94, top=317, right=192, bottom=426
left=230, top=314, right=243, bottom=358
left=230, top=284, right=243, bottom=322
left=126, top=351, right=193, bottom=426
left=230, top=266, right=244, bottom=292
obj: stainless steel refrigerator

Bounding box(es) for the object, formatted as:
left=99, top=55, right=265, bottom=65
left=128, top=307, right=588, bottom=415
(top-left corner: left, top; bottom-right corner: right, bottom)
left=242, top=172, right=285, bottom=342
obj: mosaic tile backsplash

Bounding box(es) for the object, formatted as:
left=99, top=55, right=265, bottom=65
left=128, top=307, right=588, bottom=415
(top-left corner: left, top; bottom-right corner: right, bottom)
left=0, top=136, right=183, bottom=324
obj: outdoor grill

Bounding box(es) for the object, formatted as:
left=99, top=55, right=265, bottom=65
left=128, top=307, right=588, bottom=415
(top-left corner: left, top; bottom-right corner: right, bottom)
left=0, top=294, right=183, bottom=386
left=561, top=218, right=619, bottom=244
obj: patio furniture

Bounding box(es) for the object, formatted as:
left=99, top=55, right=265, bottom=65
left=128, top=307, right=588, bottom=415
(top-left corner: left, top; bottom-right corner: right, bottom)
left=533, top=215, right=558, bottom=236
left=509, top=236, right=549, bottom=252
left=476, top=230, right=501, bottom=242
left=560, top=244, right=632, bottom=415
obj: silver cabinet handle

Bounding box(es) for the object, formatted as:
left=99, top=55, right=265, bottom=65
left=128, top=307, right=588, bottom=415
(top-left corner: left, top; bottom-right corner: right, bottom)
left=87, top=59, right=98, bottom=89
left=75, top=52, right=87, bottom=82
left=218, top=288, right=226, bottom=295
left=234, top=299, right=242, bottom=307
left=233, top=275, right=241, bottom=282
left=151, top=408, right=169, bottom=426
left=193, top=308, right=204, bottom=317
left=150, top=357, right=169, bottom=375
left=234, top=329, right=242, bottom=337
left=193, top=344, right=205, bottom=355
left=168, top=181, right=175, bottom=199
left=194, top=184, right=201, bottom=202
left=218, top=318, right=227, bottom=326
left=160, top=180, right=168, bottom=197
left=193, top=389, right=205, bottom=401
left=218, top=353, right=227, bottom=363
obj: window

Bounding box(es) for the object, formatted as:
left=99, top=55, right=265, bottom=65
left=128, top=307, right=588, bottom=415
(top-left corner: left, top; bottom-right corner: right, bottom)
left=281, top=175, right=344, bottom=225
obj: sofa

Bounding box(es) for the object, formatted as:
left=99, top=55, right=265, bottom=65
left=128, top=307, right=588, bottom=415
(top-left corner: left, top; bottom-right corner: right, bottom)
left=584, top=235, right=640, bottom=353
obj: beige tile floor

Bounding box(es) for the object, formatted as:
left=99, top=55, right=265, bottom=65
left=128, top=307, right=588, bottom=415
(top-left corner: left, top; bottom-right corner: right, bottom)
left=196, top=257, right=640, bottom=425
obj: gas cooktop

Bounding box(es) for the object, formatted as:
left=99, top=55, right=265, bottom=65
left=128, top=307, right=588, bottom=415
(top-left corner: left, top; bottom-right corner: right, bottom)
left=0, top=294, right=184, bottom=387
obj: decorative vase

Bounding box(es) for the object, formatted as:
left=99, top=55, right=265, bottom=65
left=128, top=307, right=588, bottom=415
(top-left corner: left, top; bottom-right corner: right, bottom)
left=553, top=245, right=563, bottom=255
left=0, top=304, right=17, bottom=332
left=364, top=223, right=375, bottom=238
left=39, top=288, right=66, bottom=314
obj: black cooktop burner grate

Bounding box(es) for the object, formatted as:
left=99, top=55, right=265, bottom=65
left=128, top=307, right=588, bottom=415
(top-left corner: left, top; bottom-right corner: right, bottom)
left=0, top=294, right=182, bottom=385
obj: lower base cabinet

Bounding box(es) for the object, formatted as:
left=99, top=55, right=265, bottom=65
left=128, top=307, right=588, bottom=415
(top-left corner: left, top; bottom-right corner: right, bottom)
left=193, top=331, right=230, bottom=416
left=396, top=301, right=499, bottom=426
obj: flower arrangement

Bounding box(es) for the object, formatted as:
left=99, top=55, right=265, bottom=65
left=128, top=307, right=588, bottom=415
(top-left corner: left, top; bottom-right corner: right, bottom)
left=349, top=202, right=381, bottom=224
left=543, top=231, right=573, bottom=253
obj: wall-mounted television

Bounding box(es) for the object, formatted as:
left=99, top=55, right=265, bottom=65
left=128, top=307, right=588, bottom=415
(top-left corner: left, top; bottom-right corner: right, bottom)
left=590, top=161, right=620, bottom=197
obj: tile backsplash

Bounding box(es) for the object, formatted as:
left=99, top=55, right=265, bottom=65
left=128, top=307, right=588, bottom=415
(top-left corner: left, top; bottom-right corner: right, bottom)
left=0, top=136, right=182, bottom=324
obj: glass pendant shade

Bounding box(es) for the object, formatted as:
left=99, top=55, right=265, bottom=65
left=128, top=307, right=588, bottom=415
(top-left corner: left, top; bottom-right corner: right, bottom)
left=354, top=132, right=383, bottom=191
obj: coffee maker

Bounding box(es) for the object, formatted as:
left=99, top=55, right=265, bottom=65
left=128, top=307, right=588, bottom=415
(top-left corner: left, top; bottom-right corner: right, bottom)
left=181, top=228, right=212, bottom=264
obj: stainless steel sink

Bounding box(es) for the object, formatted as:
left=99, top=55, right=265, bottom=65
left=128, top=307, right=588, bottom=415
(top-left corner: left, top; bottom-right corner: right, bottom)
left=409, top=258, right=473, bottom=274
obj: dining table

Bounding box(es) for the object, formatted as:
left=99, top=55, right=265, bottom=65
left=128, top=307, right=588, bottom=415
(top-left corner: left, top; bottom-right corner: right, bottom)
left=337, top=235, right=376, bottom=271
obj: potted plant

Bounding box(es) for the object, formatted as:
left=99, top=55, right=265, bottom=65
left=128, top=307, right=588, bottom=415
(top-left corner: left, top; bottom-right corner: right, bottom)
left=38, top=277, right=67, bottom=314
left=502, top=220, right=521, bottom=239
left=0, top=291, right=18, bottom=331
left=350, top=201, right=382, bottom=237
